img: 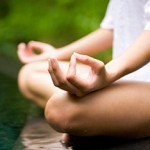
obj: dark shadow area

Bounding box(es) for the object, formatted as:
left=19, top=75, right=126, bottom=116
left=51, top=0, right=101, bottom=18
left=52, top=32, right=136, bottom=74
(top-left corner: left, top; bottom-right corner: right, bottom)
left=72, top=136, right=150, bottom=150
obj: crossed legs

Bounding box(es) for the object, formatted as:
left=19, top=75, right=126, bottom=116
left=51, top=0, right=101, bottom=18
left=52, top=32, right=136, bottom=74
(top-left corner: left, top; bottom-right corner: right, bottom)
left=18, top=60, right=89, bottom=108
left=45, top=81, right=150, bottom=138
left=18, top=61, right=150, bottom=138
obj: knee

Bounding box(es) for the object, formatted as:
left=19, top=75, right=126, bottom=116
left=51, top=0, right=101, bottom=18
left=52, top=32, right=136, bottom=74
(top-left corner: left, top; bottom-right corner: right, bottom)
left=18, top=64, right=28, bottom=91
left=18, top=63, right=33, bottom=96
left=45, top=92, right=79, bottom=133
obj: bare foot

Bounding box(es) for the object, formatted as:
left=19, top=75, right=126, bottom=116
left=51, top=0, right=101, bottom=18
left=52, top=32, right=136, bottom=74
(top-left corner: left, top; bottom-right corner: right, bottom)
left=60, top=134, right=72, bottom=148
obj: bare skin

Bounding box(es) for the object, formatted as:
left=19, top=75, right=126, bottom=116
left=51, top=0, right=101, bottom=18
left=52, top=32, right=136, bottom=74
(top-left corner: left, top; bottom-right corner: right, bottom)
left=45, top=81, right=150, bottom=138
left=18, top=61, right=90, bottom=107
left=45, top=31, right=150, bottom=143
left=18, top=59, right=150, bottom=146
left=17, top=28, right=150, bottom=147
left=18, top=28, right=113, bottom=107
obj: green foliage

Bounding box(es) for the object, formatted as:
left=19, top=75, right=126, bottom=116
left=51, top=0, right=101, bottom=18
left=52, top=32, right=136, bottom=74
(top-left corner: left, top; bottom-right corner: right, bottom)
left=0, top=0, right=110, bottom=61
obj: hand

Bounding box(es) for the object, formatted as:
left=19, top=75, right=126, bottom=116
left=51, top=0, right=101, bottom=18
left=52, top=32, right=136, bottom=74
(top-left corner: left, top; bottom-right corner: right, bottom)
left=48, top=53, right=110, bottom=97
left=17, top=41, right=56, bottom=64
left=48, top=55, right=83, bottom=96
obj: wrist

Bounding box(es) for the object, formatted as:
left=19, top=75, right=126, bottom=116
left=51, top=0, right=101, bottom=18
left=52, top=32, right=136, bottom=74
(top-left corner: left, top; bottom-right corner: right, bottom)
left=55, top=48, right=73, bottom=60
left=105, top=59, right=128, bottom=83
left=54, top=49, right=63, bottom=60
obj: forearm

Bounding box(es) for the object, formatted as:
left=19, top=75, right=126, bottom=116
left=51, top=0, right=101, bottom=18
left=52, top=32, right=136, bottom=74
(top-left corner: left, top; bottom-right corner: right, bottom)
left=106, top=31, right=150, bottom=83
left=56, top=28, right=113, bottom=60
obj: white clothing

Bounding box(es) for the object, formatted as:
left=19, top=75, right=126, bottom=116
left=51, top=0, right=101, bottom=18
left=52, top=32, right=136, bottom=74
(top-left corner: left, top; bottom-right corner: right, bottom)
left=101, top=0, right=150, bottom=81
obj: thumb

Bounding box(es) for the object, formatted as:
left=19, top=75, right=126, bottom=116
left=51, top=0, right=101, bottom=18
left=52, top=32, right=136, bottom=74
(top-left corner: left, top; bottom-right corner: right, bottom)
left=73, top=53, right=104, bottom=70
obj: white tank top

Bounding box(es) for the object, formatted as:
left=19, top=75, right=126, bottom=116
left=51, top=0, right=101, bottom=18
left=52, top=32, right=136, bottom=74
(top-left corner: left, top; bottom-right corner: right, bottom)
left=101, top=0, right=150, bottom=81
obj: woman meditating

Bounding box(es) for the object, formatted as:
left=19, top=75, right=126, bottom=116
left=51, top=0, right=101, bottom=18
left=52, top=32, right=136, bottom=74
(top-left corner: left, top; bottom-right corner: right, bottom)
left=18, top=0, right=150, bottom=147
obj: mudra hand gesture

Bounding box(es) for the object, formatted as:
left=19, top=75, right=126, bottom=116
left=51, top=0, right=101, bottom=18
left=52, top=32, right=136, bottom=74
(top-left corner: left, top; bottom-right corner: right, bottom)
left=48, top=53, right=110, bottom=97
left=18, top=41, right=56, bottom=64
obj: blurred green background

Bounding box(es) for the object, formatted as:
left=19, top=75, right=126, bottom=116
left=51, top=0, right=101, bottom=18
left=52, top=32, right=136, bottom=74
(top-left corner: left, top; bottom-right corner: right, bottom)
left=0, top=0, right=111, bottom=63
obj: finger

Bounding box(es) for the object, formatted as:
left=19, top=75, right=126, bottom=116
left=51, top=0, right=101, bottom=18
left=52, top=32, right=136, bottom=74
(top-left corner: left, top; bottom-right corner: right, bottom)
left=74, top=53, right=104, bottom=73
left=48, top=59, right=59, bottom=86
left=18, top=43, right=26, bottom=50
left=18, top=43, right=33, bottom=56
left=50, top=57, right=66, bottom=86
left=66, top=53, right=94, bottom=93
left=68, top=74, right=91, bottom=93
left=18, top=43, right=26, bottom=54
left=27, top=41, right=51, bottom=60
left=67, top=54, right=76, bottom=78
left=50, top=57, right=76, bottom=90
left=27, top=41, right=49, bottom=52
left=50, top=58, right=83, bottom=95
left=18, top=43, right=46, bottom=63
left=17, top=43, right=30, bottom=63
left=17, top=43, right=25, bottom=61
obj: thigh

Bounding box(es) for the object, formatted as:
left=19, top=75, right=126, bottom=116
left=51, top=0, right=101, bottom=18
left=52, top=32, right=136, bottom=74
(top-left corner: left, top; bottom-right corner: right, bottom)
left=48, top=81, right=150, bottom=137
left=19, top=60, right=90, bottom=99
